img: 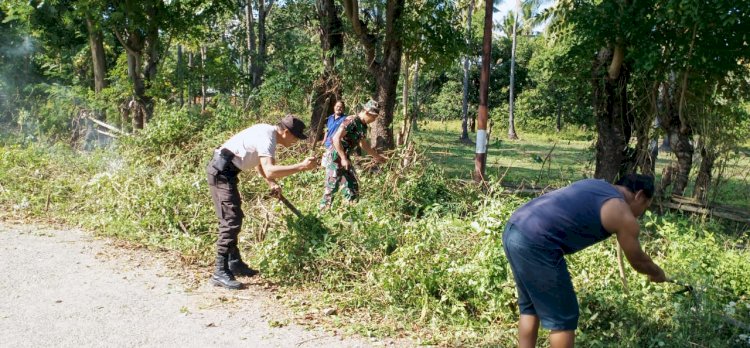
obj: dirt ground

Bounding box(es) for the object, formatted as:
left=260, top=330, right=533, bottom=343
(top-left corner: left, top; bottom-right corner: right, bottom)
left=0, top=223, right=398, bottom=348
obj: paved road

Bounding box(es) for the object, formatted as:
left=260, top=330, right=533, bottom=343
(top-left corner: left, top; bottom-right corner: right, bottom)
left=0, top=223, right=375, bottom=348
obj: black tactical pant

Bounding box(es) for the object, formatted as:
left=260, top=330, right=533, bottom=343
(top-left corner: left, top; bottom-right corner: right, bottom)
left=206, top=152, right=243, bottom=255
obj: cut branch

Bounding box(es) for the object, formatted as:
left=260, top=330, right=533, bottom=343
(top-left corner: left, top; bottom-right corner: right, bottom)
left=659, top=201, right=750, bottom=224
left=607, top=44, right=624, bottom=80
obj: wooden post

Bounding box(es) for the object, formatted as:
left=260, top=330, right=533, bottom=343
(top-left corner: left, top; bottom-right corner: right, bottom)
left=474, top=0, right=493, bottom=182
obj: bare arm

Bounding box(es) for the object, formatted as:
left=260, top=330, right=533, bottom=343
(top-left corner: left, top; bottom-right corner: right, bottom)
left=332, top=124, right=350, bottom=169
left=601, top=199, right=666, bottom=282
left=259, top=156, right=316, bottom=180
left=332, top=126, right=347, bottom=159
left=359, top=138, right=385, bottom=163
left=256, top=162, right=280, bottom=193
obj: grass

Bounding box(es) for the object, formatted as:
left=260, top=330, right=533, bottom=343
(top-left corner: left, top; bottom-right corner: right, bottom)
left=415, top=120, right=594, bottom=186
left=416, top=119, right=750, bottom=209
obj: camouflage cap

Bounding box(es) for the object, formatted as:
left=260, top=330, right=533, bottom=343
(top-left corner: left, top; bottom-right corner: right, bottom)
left=362, top=99, right=380, bottom=114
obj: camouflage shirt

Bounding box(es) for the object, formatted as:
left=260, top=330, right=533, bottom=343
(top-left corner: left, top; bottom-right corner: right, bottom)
left=331, top=116, right=367, bottom=162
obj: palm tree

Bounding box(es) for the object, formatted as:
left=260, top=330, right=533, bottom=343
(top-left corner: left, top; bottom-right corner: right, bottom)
left=508, top=0, right=547, bottom=140
left=460, top=0, right=476, bottom=142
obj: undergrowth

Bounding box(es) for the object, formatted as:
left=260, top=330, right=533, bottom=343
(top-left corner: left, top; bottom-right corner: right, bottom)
left=1, top=104, right=748, bottom=347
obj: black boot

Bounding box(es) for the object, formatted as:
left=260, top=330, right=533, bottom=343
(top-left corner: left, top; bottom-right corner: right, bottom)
left=211, top=253, right=242, bottom=289
left=228, top=246, right=259, bottom=277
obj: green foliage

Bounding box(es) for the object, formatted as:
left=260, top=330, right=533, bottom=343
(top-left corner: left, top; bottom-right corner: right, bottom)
left=376, top=197, right=521, bottom=328
left=392, top=164, right=454, bottom=217
left=429, top=79, right=463, bottom=121
left=544, top=0, right=750, bottom=167
left=516, top=33, right=594, bottom=131
left=2, top=113, right=750, bottom=346
left=34, top=84, right=89, bottom=137
left=255, top=212, right=331, bottom=280
left=569, top=211, right=750, bottom=347
left=2, top=0, right=750, bottom=345
left=124, top=103, right=208, bottom=151
left=402, top=0, right=464, bottom=72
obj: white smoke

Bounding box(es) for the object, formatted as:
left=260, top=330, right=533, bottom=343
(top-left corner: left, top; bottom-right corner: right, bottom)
left=1, top=36, right=36, bottom=127
left=2, top=36, right=35, bottom=57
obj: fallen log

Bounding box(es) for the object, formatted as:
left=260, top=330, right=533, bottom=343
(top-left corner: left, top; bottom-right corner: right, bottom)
left=96, top=129, right=119, bottom=138
left=85, top=116, right=127, bottom=135
left=659, top=201, right=750, bottom=224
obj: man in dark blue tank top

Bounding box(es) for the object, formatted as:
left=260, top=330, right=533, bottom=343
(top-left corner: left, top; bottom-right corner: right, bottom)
left=503, top=174, right=667, bottom=348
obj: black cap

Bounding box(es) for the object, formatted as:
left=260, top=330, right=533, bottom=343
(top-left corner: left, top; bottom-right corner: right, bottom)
left=280, top=114, right=308, bottom=140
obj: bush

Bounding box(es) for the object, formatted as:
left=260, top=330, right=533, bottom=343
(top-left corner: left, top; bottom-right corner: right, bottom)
left=428, top=80, right=463, bottom=121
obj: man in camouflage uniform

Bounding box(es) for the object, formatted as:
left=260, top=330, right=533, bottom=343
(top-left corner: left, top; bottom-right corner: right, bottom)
left=320, top=100, right=386, bottom=210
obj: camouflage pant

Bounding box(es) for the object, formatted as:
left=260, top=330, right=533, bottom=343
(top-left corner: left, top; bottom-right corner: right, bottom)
left=320, top=150, right=359, bottom=209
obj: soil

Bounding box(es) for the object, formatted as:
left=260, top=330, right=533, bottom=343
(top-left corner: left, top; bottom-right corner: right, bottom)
left=0, top=222, right=396, bottom=348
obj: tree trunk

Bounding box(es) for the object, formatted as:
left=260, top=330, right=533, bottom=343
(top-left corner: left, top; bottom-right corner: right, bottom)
left=474, top=0, right=493, bottom=182
left=251, top=0, right=272, bottom=88
left=200, top=46, right=207, bottom=112
left=245, top=0, right=257, bottom=86
left=126, top=51, right=146, bottom=130
left=410, top=59, right=419, bottom=132
left=659, top=74, right=694, bottom=196
left=508, top=6, right=519, bottom=140
left=113, top=0, right=164, bottom=127
left=672, top=71, right=694, bottom=196
left=634, top=82, right=660, bottom=176
left=460, top=0, right=474, bottom=141
left=669, top=126, right=693, bottom=196
left=309, top=92, right=331, bottom=142
left=371, top=49, right=402, bottom=150
left=555, top=91, right=562, bottom=132
left=342, top=0, right=405, bottom=150
left=398, top=55, right=410, bottom=146
left=142, top=3, right=160, bottom=124
left=177, top=45, right=184, bottom=107
left=693, top=141, right=717, bottom=203
left=403, top=59, right=421, bottom=145
left=119, top=100, right=131, bottom=133
left=85, top=16, right=107, bottom=93
left=372, top=0, right=404, bottom=150
left=657, top=164, right=674, bottom=198
left=187, top=52, right=194, bottom=106
left=309, top=0, right=343, bottom=143
left=633, top=116, right=653, bottom=176
left=592, top=45, right=632, bottom=182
